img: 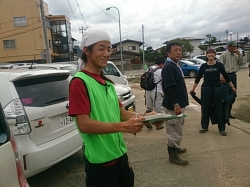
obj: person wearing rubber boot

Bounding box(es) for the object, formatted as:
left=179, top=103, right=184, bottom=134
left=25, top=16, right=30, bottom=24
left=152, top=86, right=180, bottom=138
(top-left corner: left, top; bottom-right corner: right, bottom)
left=219, top=41, right=243, bottom=119
left=161, top=42, right=189, bottom=166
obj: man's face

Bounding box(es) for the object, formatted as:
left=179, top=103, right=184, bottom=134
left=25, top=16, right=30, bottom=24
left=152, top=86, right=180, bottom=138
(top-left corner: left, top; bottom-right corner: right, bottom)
left=227, top=45, right=237, bottom=53
left=167, top=45, right=182, bottom=62
left=85, top=41, right=111, bottom=68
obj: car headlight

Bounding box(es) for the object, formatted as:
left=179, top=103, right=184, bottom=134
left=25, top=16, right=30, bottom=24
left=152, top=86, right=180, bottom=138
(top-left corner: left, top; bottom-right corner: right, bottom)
left=118, top=95, right=124, bottom=102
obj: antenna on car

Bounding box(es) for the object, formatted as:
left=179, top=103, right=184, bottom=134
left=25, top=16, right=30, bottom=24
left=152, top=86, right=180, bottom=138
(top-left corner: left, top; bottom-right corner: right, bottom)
left=28, top=54, right=36, bottom=69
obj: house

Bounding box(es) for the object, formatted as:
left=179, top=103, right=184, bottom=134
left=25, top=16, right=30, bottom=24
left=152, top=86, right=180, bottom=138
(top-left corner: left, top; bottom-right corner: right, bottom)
left=163, top=37, right=204, bottom=57
left=110, top=39, right=143, bottom=67
left=0, top=0, right=75, bottom=64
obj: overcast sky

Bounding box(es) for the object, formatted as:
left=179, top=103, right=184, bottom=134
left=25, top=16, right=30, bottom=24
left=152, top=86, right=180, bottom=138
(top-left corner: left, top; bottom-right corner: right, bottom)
left=44, top=0, right=250, bottom=49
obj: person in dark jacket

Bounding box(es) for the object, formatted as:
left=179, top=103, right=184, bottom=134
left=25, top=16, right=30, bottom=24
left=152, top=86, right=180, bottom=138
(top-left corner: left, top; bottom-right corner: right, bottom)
left=161, top=42, right=189, bottom=166
left=190, top=49, right=236, bottom=136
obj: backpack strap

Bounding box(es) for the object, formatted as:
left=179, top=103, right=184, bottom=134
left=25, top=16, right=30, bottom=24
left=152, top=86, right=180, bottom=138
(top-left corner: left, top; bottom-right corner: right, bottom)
left=152, top=66, right=162, bottom=102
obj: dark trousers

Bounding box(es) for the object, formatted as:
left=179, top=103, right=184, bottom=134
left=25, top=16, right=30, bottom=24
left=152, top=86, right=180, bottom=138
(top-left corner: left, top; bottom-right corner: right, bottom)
left=84, top=154, right=134, bottom=187
left=201, top=87, right=225, bottom=131
left=221, top=73, right=237, bottom=106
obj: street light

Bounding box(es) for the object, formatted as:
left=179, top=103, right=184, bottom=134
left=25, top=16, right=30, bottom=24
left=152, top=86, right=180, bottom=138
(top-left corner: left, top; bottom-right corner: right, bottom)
left=106, top=6, right=124, bottom=74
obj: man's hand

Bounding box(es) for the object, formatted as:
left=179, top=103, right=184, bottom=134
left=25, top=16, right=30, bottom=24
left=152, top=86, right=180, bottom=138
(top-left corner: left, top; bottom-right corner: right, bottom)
left=220, top=77, right=226, bottom=83
left=174, top=106, right=182, bottom=115
left=122, top=117, right=144, bottom=134
left=234, top=48, right=241, bottom=55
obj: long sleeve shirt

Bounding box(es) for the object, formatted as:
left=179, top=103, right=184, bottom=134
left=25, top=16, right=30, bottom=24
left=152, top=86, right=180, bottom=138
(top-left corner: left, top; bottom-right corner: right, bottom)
left=219, top=51, right=243, bottom=73
left=195, top=62, right=230, bottom=87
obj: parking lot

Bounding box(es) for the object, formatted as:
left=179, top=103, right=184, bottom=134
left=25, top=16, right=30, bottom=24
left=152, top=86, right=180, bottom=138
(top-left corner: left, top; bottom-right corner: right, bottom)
left=26, top=65, right=250, bottom=187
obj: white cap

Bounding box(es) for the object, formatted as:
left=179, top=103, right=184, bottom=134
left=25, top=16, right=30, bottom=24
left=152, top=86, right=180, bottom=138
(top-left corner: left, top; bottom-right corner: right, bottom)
left=79, top=29, right=111, bottom=51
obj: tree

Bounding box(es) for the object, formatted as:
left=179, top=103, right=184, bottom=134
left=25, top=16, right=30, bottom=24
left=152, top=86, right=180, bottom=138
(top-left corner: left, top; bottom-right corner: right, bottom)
left=243, top=37, right=249, bottom=42
left=205, top=34, right=218, bottom=48
left=139, top=46, right=156, bottom=63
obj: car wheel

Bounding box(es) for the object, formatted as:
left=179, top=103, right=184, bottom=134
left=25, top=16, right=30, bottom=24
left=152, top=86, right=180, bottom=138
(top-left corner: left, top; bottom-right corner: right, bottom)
left=188, top=70, right=197, bottom=78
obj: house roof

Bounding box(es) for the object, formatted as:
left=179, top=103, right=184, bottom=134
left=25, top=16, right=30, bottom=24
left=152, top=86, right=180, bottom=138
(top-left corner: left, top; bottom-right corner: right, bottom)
left=163, top=37, right=204, bottom=44
left=112, top=39, right=143, bottom=46
left=111, top=51, right=140, bottom=56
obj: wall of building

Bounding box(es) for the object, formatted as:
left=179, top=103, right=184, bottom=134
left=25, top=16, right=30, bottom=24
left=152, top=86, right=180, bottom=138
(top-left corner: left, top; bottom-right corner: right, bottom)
left=0, top=0, right=52, bottom=63
left=117, top=41, right=140, bottom=53
left=189, top=40, right=202, bottom=57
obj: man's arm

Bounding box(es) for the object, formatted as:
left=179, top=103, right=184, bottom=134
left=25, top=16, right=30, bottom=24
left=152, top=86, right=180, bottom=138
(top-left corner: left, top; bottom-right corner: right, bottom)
left=236, top=53, right=244, bottom=66
left=165, top=86, right=182, bottom=115
left=75, top=113, right=144, bottom=135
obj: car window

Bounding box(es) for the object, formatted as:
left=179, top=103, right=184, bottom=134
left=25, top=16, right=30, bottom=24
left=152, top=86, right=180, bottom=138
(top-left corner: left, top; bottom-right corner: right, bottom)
left=180, top=60, right=195, bottom=65
left=14, top=75, right=69, bottom=107
left=186, top=59, right=196, bottom=63
left=102, top=64, right=120, bottom=77
left=60, top=65, right=77, bottom=76
left=197, top=56, right=207, bottom=61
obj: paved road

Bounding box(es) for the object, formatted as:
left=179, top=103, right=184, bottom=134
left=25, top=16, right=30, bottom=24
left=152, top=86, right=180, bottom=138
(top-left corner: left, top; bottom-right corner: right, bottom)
left=27, top=67, right=250, bottom=187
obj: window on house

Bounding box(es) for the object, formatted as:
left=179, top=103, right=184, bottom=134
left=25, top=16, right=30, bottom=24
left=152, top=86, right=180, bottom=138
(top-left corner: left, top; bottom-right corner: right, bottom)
left=128, top=46, right=136, bottom=50
left=3, top=40, right=16, bottom=49
left=13, top=17, right=27, bottom=27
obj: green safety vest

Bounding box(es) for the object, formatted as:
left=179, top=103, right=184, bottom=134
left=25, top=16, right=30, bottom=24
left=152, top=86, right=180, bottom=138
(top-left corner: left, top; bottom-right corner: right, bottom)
left=72, top=72, right=127, bottom=163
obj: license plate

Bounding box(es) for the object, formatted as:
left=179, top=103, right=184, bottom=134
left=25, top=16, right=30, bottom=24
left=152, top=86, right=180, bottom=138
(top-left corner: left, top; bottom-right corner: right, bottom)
left=59, top=113, right=74, bottom=128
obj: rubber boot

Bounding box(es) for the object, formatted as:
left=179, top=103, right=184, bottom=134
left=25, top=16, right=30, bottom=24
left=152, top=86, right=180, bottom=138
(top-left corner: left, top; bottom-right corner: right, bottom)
left=168, top=146, right=188, bottom=166
left=177, top=147, right=187, bottom=154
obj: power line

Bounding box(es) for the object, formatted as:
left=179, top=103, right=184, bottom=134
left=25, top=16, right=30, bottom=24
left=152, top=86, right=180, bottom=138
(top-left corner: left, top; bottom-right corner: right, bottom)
left=87, top=0, right=117, bottom=21
left=0, top=26, right=42, bottom=40
left=74, top=0, right=88, bottom=29
left=0, top=21, right=42, bottom=35
left=67, top=0, right=80, bottom=29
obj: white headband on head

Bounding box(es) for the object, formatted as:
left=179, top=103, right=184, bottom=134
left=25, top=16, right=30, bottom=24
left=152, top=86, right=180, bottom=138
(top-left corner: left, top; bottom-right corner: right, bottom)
left=79, top=29, right=111, bottom=51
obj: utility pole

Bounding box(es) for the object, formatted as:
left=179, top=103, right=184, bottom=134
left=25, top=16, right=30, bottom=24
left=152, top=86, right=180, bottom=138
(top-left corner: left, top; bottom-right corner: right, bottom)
left=39, top=0, right=52, bottom=63
left=79, top=26, right=87, bottom=36
left=237, top=33, right=239, bottom=45
left=142, top=24, right=145, bottom=64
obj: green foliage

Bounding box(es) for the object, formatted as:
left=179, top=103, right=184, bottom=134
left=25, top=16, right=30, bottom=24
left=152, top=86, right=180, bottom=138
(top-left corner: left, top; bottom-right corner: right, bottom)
left=198, top=45, right=207, bottom=51
left=140, top=46, right=159, bottom=63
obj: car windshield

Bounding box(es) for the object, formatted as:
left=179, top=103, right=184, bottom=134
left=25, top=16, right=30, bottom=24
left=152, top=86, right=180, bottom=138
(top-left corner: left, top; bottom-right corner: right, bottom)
left=186, top=59, right=196, bottom=63
left=180, top=60, right=196, bottom=65
left=14, top=75, right=69, bottom=107
left=102, top=63, right=120, bottom=77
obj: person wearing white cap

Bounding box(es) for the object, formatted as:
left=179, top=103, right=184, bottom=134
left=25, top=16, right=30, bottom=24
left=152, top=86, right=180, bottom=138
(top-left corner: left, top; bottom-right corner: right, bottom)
left=68, top=29, right=144, bottom=187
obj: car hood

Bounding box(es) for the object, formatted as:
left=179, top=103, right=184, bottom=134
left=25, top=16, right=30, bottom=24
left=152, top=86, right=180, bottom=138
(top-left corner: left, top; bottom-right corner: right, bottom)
left=114, top=83, right=131, bottom=95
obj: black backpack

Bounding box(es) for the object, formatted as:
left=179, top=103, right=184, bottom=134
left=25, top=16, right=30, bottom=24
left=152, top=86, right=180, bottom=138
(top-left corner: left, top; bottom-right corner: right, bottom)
left=140, top=67, right=161, bottom=90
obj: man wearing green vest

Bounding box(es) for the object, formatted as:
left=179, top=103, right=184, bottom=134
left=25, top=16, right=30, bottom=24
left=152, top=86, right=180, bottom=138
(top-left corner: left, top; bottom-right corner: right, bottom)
left=68, top=29, right=146, bottom=187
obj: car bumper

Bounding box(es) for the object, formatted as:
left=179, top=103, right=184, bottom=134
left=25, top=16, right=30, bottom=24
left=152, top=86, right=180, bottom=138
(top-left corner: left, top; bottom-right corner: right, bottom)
left=15, top=129, right=82, bottom=178
left=121, top=94, right=136, bottom=112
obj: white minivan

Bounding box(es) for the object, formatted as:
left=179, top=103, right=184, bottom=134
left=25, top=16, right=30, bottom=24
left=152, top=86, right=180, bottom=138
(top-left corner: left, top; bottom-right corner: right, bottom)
left=0, top=69, right=83, bottom=178
left=14, top=61, right=135, bottom=112
left=0, top=102, right=30, bottom=187
left=102, top=61, right=129, bottom=86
